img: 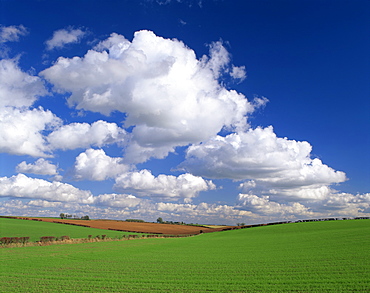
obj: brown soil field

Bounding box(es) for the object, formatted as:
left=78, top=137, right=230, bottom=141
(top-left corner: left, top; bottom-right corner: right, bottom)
left=19, top=217, right=236, bottom=235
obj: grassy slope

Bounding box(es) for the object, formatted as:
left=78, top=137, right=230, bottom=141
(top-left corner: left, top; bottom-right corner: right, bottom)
left=1, top=220, right=369, bottom=292
left=0, top=217, right=142, bottom=241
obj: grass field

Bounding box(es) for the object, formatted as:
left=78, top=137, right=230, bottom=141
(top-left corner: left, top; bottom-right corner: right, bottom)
left=0, top=217, right=142, bottom=242
left=1, top=219, right=369, bottom=292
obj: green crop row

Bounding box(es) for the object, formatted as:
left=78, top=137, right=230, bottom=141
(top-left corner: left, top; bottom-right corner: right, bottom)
left=1, top=219, right=369, bottom=292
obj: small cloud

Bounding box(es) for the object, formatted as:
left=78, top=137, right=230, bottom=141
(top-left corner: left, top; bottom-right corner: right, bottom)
left=16, top=158, right=58, bottom=176
left=0, top=25, right=28, bottom=43
left=179, top=19, right=187, bottom=25
left=45, top=27, right=86, bottom=50
left=230, top=65, right=246, bottom=81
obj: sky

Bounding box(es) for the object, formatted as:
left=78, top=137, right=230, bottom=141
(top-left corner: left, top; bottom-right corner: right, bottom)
left=0, top=0, right=369, bottom=225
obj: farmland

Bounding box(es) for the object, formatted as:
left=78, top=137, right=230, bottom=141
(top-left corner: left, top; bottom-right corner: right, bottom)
left=1, top=219, right=369, bottom=292
left=0, top=217, right=143, bottom=242
left=20, top=216, right=229, bottom=235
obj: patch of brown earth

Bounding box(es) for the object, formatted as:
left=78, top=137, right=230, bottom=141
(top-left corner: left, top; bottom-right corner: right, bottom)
left=24, top=217, right=235, bottom=235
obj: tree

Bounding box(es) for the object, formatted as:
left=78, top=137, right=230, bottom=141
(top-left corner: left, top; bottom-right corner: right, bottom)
left=60, top=213, right=65, bottom=219
left=157, top=217, right=163, bottom=224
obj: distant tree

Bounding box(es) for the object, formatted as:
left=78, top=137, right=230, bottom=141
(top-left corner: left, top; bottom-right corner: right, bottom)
left=157, top=217, right=163, bottom=224
left=81, top=215, right=90, bottom=220
left=60, top=213, right=65, bottom=219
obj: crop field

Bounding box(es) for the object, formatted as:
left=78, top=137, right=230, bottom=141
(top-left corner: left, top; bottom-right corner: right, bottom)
left=21, top=217, right=229, bottom=235
left=0, top=217, right=142, bottom=242
left=1, top=219, right=369, bottom=292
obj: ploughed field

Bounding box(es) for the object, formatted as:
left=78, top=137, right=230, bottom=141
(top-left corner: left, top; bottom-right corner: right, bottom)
left=1, top=218, right=369, bottom=292
left=5, top=216, right=231, bottom=235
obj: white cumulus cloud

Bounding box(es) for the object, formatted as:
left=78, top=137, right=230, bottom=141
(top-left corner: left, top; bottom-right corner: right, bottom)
left=180, top=126, right=347, bottom=200
left=0, top=107, right=61, bottom=157
left=72, top=148, right=130, bottom=181
left=41, top=30, right=257, bottom=162
left=48, top=120, right=126, bottom=151
left=16, top=158, right=58, bottom=175
left=114, top=169, right=216, bottom=200
left=0, top=58, right=48, bottom=108
left=45, top=27, right=86, bottom=50
left=0, top=174, right=94, bottom=203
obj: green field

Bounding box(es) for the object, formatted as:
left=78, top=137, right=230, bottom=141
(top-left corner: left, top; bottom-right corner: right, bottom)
left=1, top=219, right=369, bottom=292
left=0, top=217, right=142, bottom=242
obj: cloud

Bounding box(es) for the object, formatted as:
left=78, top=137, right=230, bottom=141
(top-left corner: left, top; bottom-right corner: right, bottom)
left=180, top=126, right=347, bottom=200
left=238, top=193, right=314, bottom=217
left=16, top=158, right=58, bottom=176
left=41, top=30, right=256, bottom=162
left=45, top=27, right=86, bottom=50
left=0, top=25, right=28, bottom=43
left=72, top=149, right=130, bottom=181
left=114, top=169, right=215, bottom=200
left=0, top=58, right=48, bottom=108
left=0, top=58, right=60, bottom=157
left=28, top=200, right=63, bottom=208
left=0, top=107, right=61, bottom=157
left=94, top=193, right=142, bottom=208
left=0, top=174, right=94, bottom=204
left=230, top=65, right=246, bottom=81
left=156, top=201, right=253, bottom=218
left=48, top=120, right=126, bottom=151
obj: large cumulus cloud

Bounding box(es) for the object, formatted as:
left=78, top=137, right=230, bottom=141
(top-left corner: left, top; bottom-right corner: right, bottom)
left=40, top=30, right=260, bottom=162
left=180, top=126, right=347, bottom=200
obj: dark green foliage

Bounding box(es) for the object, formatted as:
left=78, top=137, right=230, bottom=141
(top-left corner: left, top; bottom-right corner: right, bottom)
left=125, top=219, right=145, bottom=222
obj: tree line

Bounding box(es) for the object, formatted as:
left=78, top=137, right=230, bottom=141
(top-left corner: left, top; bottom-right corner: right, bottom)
left=59, top=213, right=89, bottom=220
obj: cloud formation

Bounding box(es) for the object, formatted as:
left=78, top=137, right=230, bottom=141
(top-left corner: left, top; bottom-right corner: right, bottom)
left=0, top=58, right=48, bottom=108
left=0, top=25, right=28, bottom=43
left=238, top=193, right=314, bottom=217
left=180, top=126, right=347, bottom=200
left=94, top=193, right=142, bottom=208
left=72, top=149, right=130, bottom=181
left=48, top=120, right=126, bottom=151
left=45, top=27, right=86, bottom=50
left=16, top=158, right=58, bottom=175
left=0, top=27, right=366, bottom=224
left=41, top=30, right=257, bottom=162
left=0, top=174, right=94, bottom=203
left=0, top=58, right=60, bottom=157
left=114, top=169, right=216, bottom=201
left=0, top=107, right=60, bottom=157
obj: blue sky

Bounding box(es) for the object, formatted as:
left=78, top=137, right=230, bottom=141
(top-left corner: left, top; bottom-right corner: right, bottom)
left=0, top=0, right=369, bottom=224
